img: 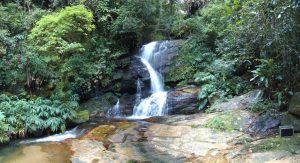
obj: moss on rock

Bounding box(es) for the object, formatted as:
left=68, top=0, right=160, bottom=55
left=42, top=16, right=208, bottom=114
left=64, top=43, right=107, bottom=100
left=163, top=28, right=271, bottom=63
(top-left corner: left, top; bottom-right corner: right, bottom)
left=249, top=134, right=300, bottom=153
left=72, top=110, right=90, bottom=124
left=281, top=113, right=300, bottom=132
left=204, top=110, right=250, bottom=132
left=82, top=121, right=132, bottom=142
left=204, top=111, right=238, bottom=132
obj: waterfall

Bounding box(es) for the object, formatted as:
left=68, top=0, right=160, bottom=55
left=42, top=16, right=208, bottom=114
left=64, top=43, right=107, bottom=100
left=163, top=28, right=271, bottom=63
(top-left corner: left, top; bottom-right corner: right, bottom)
left=140, top=58, right=164, bottom=92
left=135, top=78, right=142, bottom=105
left=131, top=41, right=168, bottom=118
left=106, top=99, right=121, bottom=117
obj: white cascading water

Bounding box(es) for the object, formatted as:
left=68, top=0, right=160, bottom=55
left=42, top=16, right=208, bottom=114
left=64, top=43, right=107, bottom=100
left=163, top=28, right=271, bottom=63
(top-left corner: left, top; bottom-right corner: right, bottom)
left=135, top=78, right=142, bottom=105
left=131, top=41, right=168, bottom=118
left=140, top=58, right=164, bottom=92
left=19, top=127, right=86, bottom=144
left=106, top=99, right=121, bottom=117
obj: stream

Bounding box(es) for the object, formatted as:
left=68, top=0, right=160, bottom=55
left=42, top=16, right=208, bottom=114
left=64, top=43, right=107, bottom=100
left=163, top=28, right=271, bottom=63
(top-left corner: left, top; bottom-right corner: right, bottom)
left=0, top=40, right=296, bottom=162
left=0, top=118, right=185, bottom=163
left=0, top=41, right=176, bottom=163
left=0, top=122, right=96, bottom=163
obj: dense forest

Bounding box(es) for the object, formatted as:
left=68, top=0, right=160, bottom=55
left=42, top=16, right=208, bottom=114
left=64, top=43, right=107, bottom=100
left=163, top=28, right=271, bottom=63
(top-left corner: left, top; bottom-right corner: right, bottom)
left=0, top=0, right=299, bottom=145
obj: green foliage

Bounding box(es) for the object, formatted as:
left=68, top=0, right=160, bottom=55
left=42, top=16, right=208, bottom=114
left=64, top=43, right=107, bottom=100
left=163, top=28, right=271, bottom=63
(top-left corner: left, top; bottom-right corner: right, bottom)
left=0, top=94, right=78, bottom=142
left=251, top=59, right=280, bottom=94
left=84, top=0, right=122, bottom=36
left=111, top=0, right=159, bottom=45
left=0, top=0, right=177, bottom=143
left=0, top=112, right=10, bottom=142
left=204, top=111, right=239, bottom=132
left=86, top=36, right=124, bottom=88
left=27, top=5, right=101, bottom=98
left=198, top=84, right=217, bottom=100
left=168, top=0, right=299, bottom=110
left=28, top=5, right=94, bottom=56
left=168, top=37, right=252, bottom=109
left=249, top=135, right=300, bottom=153
left=0, top=3, right=46, bottom=91
left=167, top=36, right=215, bottom=85
left=72, top=110, right=89, bottom=124
left=248, top=100, right=279, bottom=113
left=127, top=160, right=138, bottom=163
left=222, top=0, right=300, bottom=104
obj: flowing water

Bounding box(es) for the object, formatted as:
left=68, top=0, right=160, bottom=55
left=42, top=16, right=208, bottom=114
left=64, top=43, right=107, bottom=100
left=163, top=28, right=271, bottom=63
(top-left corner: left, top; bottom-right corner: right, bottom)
left=135, top=78, right=142, bottom=105
left=106, top=99, right=121, bottom=117
left=0, top=41, right=173, bottom=162
left=0, top=142, right=72, bottom=163
left=0, top=123, right=95, bottom=163
left=0, top=123, right=89, bottom=162
left=131, top=41, right=169, bottom=119
left=19, top=127, right=86, bottom=144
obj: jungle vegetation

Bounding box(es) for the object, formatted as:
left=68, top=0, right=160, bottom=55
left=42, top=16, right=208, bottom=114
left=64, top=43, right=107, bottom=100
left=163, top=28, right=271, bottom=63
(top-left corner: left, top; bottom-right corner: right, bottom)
left=0, top=0, right=299, bottom=142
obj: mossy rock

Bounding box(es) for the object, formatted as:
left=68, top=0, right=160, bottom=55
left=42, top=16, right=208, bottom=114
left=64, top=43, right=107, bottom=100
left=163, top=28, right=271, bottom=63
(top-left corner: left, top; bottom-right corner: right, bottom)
left=101, top=92, right=118, bottom=106
left=281, top=113, right=300, bottom=132
left=249, top=134, right=300, bottom=153
left=204, top=111, right=238, bottom=132
left=82, top=121, right=132, bottom=142
left=79, top=92, right=118, bottom=118
left=288, top=92, right=300, bottom=116
left=72, top=110, right=90, bottom=124
left=84, top=125, right=116, bottom=141
left=80, top=99, right=107, bottom=115
left=204, top=110, right=250, bottom=132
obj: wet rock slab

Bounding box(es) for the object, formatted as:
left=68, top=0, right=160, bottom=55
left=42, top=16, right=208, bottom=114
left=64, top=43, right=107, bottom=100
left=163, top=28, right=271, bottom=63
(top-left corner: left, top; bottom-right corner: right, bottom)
left=68, top=91, right=299, bottom=163
left=209, top=89, right=262, bottom=112
left=167, top=85, right=200, bottom=114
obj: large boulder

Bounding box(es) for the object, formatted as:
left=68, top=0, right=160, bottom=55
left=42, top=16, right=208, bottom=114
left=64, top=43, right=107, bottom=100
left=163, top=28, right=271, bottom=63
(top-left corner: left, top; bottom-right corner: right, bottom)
left=246, top=113, right=281, bottom=137
left=288, top=92, right=300, bottom=116
left=80, top=92, right=118, bottom=120
left=209, top=90, right=262, bottom=112
left=281, top=113, right=300, bottom=132
left=167, top=85, right=200, bottom=114
left=119, top=93, right=135, bottom=115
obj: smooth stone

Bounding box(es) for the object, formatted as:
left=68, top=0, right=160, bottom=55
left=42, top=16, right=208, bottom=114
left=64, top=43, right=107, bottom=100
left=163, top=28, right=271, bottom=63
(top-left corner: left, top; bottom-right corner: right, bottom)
left=209, top=90, right=262, bottom=112
left=167, top=85, right=200, bottom=114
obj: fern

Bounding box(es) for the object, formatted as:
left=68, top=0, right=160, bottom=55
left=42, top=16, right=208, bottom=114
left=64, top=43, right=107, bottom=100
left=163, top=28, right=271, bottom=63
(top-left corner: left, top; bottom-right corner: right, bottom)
left=0, top=94, right=78, bottom=142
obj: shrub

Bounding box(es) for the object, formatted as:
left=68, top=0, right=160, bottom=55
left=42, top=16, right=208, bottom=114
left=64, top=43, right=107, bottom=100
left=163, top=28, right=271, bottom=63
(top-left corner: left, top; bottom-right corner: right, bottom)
left=28, top=5, right=94, bottom=56
left=0, top=94, right=78, bottom=142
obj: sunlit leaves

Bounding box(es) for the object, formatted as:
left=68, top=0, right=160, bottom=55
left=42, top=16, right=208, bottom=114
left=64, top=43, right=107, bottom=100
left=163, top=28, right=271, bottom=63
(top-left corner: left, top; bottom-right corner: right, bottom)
left=28, top=5, right=95, bottom=56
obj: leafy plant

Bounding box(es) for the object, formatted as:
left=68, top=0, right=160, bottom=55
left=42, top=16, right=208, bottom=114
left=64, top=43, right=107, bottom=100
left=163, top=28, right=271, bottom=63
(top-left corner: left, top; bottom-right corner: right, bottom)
left=28, top=5, right=94, bottom=56
left=0, top=94, right=78, bottom=142
left=111, top=0, right=159, bottom=46
left=248, top=100, right=279, bottom=113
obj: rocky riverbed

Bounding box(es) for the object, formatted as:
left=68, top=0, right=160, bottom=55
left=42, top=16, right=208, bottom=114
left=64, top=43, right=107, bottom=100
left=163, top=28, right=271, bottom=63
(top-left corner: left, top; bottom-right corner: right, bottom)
left=66, top=109, right=300, bottom=163
left=1, top=91, right=300, bottom=163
